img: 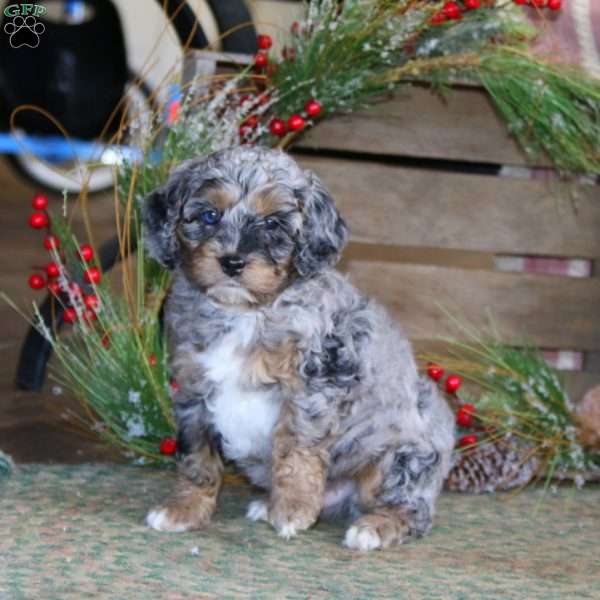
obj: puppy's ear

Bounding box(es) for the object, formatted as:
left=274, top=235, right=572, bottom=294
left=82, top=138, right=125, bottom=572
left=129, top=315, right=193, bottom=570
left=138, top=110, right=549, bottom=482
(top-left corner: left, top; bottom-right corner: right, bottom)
left=293, top=173, right=348, bottom=277
left=142, top=184, right=180, bottom=270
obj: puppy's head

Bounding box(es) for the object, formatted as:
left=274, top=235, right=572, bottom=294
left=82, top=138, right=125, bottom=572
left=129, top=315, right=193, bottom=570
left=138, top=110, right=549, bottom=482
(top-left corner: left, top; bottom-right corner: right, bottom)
left=143, top=147, right=347, bottom=307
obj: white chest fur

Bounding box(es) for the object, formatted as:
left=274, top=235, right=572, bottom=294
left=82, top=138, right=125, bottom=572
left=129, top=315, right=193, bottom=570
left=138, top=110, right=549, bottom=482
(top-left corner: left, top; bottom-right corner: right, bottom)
left=197, top=312, right=280, bottom=462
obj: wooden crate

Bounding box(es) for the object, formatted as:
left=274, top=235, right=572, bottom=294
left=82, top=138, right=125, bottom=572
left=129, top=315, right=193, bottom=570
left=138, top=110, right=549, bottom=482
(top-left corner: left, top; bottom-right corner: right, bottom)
left=292, top=84, right=600, bottom=399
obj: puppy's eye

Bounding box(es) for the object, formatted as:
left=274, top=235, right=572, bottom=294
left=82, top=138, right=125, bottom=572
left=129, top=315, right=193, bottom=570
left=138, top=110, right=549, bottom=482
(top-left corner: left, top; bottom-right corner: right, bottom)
left=200, top=209, right=221, bottom=225
left=264, top=216, right=279, bottom=231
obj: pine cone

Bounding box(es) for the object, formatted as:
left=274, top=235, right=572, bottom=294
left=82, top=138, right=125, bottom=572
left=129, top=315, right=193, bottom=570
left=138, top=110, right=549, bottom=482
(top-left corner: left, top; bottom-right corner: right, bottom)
left=575, top=386, right=600, bottom=450
left=445, top=436, right=539, bottom=493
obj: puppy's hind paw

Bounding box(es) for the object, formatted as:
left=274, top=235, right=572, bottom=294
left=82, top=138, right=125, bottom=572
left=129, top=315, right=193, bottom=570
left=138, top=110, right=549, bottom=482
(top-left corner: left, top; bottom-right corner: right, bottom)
left=343, top=524, right=382, bottom=552
left=246, top=499, right=269, bottom=522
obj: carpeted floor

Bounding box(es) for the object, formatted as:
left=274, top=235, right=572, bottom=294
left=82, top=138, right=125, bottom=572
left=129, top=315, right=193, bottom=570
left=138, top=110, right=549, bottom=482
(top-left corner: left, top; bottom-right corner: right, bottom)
left=1, top=465, right=599, bottom=600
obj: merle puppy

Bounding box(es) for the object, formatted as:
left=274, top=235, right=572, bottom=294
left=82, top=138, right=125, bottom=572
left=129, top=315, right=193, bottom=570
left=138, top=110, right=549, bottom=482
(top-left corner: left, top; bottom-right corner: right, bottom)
left=143, top=146, right=454, bottom=551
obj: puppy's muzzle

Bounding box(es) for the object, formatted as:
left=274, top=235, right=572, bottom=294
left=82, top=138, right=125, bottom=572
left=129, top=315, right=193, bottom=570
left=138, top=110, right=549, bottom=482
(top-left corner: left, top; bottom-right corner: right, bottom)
left=219, top=255, right=246, bottom=277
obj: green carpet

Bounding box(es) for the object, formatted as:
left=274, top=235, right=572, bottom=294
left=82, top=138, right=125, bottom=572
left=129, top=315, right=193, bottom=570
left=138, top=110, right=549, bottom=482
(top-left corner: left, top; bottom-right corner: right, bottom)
left=1, top=465, right=599, bottom=600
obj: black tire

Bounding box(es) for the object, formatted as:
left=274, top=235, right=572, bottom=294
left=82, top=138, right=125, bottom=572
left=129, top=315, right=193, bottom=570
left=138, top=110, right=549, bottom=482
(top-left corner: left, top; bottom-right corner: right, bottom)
left=159, top=0, right=257, bottom=52
left=207, top=0, right=257, bottom=53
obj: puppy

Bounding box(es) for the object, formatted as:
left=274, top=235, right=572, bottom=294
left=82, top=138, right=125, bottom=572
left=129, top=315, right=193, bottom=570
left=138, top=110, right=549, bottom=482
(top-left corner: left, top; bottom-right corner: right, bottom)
left=143, top=147, right=454, bottom=551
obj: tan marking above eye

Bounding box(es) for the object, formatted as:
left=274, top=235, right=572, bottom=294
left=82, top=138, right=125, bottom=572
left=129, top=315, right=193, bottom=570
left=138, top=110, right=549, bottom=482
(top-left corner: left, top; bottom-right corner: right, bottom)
left=203, top=186, right=238, bottom=212
left=249, top=187, right=297, bottom=217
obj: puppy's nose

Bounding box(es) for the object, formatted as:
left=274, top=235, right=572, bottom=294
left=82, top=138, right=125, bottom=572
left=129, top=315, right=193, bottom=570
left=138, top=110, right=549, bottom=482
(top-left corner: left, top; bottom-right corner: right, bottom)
left=219, top=255, right=246, bottom=277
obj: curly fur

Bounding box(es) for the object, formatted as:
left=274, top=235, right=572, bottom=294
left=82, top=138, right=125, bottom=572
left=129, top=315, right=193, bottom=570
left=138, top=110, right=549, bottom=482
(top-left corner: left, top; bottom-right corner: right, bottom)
left=143, top=147, right=455, bottom=550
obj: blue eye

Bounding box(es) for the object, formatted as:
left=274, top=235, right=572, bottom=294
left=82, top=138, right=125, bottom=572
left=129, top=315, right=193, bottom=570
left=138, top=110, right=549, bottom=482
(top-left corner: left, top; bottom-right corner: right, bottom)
left=264, top=216, right=279, bottom=230
left=200, top=209, right=221, bottom=225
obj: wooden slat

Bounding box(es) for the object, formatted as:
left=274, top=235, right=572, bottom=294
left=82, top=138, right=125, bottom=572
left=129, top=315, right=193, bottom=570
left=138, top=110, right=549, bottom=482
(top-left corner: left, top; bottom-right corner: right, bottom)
left=297, top=85, right=543, bottom=166
left=344, top=242, right=495, bottom=270
left=341, top=260, right=600, bottom=351
left=563, top=372, right=600, bottom=403
left=297, top=156, right=600, bottom=259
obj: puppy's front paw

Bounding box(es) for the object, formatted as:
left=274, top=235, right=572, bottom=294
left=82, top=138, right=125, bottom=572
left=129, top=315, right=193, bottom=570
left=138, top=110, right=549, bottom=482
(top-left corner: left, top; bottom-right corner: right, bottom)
left=146, top=506, right=196, bottom=532
left=270, top=498, right=319, bottom=539
left=343, top=524, right=382, bottom=551
left=247, top=497, right=318, bottom=539
left=146, top=497, right=214, bottom=532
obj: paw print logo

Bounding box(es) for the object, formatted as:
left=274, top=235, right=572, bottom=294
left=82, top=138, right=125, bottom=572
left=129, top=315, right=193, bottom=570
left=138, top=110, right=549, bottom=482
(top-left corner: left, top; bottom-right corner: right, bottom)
left=4, top=15, right=45, bottom=49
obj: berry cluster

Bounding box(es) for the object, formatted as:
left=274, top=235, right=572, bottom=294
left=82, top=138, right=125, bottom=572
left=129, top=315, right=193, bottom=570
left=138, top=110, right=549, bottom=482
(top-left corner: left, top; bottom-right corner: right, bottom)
left=27, top=193, right=101, bottom=325
left=431, top=0, right=562, bottom=24
left=513, top=0, right=562, bottom=7
left=427, top=364, right=480, bottom=450
left=430, top=1, right=480, bottom=24
left=243, top=34, right=323, bottom=141
left=268, top=99, right=322, bottom=138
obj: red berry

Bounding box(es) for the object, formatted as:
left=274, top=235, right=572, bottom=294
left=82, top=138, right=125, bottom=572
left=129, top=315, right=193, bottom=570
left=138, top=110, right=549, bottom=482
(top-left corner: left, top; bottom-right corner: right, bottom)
left=84, top=294, right=99, bottom=310
left=101, top=334, right=110, bottom=348
left=170, top=380, right=180, bottom=393
left=287, top=114, right=305, bottom=131
left=149, top=353, right=157, bottom=366
left=456, top=411, right=472, bottom=428
left=464, top=0, right=481, bottom=9
left=290, top=21, right=300, bottom=35
left=254, top=52, right=268, bottom=68
left=547, top=0, right=561, bottom=9
left=63, top=307, right=78, bottom=324
left=456, top=403, right=477, bottom=428
left=238, top=94, right=252, bottom=106
left=269, top=118, right=287, bottom=137
left=257, top=34, right=272, bottom=50
left=48, top=280, right=61, bottom=295
left=430, top=11, right=448, bottom=24
left=257, top=93, right=270, bottom=105
left=445, top=374, right=463, bottom=394
left=458, top=434, right=478, bottom=448
left=239, top=123, right=253, bottom=138
left=443, top=1, right=462, bottom=19
left=29, top=212, right=49, bottom=229
left=83, top=267, right=101, bottom=285
left=427, top=364, right=445, bottom=381
left=304, top=99, right=322, bottom=118
left=159, top=437, right=177, bottom=455
left=28, top=273, right=46, bottom=290
left=31, top=193, right=48, bottom=210
left=79, top=244, right=94, bottom=262
left=462, top=402, right=476, bottom=415
left=43, top=235, right=60, bottom=250
left=45, top=262, right=60, bottom=278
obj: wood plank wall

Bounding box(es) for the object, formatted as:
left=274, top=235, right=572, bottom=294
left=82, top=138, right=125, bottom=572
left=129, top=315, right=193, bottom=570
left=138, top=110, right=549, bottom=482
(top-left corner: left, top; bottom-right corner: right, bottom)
left=292, top=85, right=600, bottom=399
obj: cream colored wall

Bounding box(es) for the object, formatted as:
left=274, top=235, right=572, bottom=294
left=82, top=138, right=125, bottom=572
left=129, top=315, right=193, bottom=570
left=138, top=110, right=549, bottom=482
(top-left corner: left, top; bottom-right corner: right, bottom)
left=113, top=1, right=303, bottom=92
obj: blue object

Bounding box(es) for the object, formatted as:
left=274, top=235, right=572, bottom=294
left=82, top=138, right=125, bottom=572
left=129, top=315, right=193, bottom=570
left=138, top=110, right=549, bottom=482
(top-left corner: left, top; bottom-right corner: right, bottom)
left=0, top=132, right=142, bottom=163
left=64, top=1, right=87, bottom=22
